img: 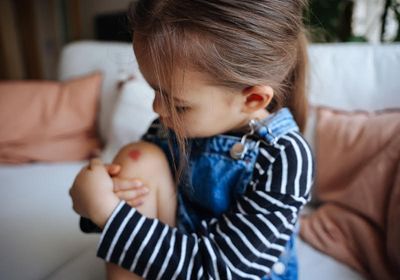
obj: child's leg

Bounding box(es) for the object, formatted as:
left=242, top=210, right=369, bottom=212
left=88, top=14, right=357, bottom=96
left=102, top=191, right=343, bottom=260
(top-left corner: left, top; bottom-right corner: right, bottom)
left=105, top=141, right=177, bottom=280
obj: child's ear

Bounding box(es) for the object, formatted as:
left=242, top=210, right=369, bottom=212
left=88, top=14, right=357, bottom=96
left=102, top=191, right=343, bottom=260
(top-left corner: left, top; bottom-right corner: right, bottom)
left=241, top=85, right=274, bottom=113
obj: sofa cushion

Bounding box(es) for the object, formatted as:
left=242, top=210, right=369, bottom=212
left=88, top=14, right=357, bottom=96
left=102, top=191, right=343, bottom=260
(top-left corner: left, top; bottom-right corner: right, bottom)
left=0, top=72, right=103, bottom=163
left=0, top=161, right=100, bottom=280
left=101, top=76, right=157, bottom=163
left=58, top=41, right=141, bottom=146
left=300, top=106, right=400, bottom=280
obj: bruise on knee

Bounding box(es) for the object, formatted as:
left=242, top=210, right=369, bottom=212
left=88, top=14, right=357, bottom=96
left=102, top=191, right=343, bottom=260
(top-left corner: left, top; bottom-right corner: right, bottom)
left=128, top=149, right=142, bottom=161
left=112, top=141, right=169, bottom=180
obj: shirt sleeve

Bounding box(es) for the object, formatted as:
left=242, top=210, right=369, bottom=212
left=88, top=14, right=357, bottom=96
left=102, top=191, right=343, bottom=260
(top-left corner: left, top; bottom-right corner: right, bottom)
left=96, top=130, right=316, bottom=279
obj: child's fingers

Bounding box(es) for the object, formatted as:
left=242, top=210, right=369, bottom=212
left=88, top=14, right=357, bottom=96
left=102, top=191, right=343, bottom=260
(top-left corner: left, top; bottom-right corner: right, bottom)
left=115, top=188, right=149, bottom=202
left=105, top=164, right=121, bottom=175
left=126, top=198, right=145, bottom=208
left=88, top=158, right=104, bottom=171
left=113, top=177, right=144, bottom=191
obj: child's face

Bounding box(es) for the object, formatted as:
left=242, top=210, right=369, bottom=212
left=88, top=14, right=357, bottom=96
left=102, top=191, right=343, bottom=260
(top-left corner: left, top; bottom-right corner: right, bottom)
left=134, top=40, right=268, bottom=138
left=162, top=71, right=252, bottom=138
left=137, top=62, right=251, bottom=138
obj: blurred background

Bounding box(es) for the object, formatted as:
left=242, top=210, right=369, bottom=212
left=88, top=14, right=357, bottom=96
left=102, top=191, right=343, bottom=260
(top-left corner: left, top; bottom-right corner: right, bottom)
left=0, top=2, right=399, bottom=280
left=0, top=0, right=399, bottom=80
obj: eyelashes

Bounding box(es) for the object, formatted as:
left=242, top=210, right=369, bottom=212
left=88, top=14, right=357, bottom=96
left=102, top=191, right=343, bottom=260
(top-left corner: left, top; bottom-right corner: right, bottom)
left=175, top=106, right=190, bottom=113
left=153, top=90, right=190, bottom=114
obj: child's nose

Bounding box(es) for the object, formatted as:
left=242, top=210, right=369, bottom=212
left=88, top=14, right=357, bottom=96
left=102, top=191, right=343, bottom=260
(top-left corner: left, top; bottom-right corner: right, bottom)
left=152, top=94, right=168, bottom=117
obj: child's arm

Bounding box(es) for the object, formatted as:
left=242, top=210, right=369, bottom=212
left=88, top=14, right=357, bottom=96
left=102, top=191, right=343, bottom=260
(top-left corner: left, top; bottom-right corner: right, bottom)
left=78, top=164, right=150, bottom=233
left=93, top=133, right=316, bottom=279
left=78, top=118, right=163, bottom=233
left=102, top=141, right=177, bottom=280
left=71, top=138, right=177, bottom=280
left=70, top=158, right=120, bottom=228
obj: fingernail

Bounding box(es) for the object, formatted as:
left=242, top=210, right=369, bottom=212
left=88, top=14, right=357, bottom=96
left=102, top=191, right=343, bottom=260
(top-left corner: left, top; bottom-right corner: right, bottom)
left=133, top=181, right=143, bottom=187
left=142, top=188, right=149, bottom=194
left=136, top=200, right=144, bottom=206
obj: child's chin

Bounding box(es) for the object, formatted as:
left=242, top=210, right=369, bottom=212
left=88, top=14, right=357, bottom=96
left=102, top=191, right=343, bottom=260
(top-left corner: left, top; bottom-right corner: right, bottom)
left=160, top=118, right=172, bottom=128
left=160, top=120, right=205, bottom=138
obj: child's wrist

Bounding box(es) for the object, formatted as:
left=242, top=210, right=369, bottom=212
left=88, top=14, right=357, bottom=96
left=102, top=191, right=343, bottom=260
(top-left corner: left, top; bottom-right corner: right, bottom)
left=91, top=197, right=121, bottom=229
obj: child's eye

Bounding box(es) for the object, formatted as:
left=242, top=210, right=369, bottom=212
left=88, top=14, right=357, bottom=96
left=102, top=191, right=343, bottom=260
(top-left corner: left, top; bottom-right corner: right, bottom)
left=175, top=106, right=190, bottom=113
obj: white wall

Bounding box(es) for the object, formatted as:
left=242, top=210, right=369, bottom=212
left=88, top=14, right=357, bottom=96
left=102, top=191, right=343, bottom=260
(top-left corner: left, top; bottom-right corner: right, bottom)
left=353, top=0, right=398, bottom=43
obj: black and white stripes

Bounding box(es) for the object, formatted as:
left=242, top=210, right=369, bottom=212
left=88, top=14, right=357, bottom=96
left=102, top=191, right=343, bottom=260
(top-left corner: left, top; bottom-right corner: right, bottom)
left=97, top=130, right=315, bottom=279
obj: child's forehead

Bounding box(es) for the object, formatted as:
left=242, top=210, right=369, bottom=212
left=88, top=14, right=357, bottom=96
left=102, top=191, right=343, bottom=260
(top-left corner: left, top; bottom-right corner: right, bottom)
left=135, top=53, right=215, bottom=91
left=133, top=33, right=230, bottom=98
left=134, top=33, right=209, bottom=78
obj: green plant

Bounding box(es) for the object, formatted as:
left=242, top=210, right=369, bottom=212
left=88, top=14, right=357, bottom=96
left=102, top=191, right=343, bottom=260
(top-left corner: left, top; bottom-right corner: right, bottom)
left=381, top=0, right=400, bottom=41
left=304, top=0, right=400, bottom=43
left=304, top=0, right=356, bottom=42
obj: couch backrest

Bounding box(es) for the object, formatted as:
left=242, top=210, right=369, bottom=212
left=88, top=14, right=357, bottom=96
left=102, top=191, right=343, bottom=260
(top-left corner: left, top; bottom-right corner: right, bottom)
left=58, top=41, right=400, bottom=146
left=58, top=41, right=140, bottom=144
left=308, top=43, right=400, bottom=110
left=304, top=43, right=400, bottom=148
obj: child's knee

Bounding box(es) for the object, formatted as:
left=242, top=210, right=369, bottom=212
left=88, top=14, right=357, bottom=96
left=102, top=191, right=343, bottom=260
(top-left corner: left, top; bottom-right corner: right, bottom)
left=112, top=141, right=176, bottom=224
left=112, top=141, right=174, bottom=188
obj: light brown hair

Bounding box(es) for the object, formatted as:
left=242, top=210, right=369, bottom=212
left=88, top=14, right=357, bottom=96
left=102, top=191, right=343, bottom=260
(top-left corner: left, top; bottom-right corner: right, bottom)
left=129, top=0, right=310, bottom=182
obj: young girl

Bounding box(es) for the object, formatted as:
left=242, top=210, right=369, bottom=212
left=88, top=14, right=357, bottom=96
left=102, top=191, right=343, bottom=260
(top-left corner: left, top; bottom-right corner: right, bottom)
left=70, top=0, right=315, bottom=279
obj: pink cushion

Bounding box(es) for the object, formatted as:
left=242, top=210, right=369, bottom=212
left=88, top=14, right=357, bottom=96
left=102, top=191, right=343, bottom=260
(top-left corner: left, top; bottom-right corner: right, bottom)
left=300, top=106, right=400, bottom=279
left=0, top=72, right=103, bottom=163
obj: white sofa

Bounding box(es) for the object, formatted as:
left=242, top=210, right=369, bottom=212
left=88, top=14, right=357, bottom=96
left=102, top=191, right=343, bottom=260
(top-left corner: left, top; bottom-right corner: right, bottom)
left=1, top=41, right=399, bottom=280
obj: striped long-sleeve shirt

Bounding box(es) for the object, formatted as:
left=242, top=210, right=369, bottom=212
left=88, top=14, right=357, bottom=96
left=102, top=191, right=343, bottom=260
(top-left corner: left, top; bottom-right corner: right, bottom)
left=96, top=130, right=315, bottom=279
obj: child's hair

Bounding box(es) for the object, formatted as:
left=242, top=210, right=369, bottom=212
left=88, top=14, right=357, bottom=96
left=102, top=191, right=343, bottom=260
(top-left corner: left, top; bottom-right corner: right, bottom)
left=129, top=0, right=309, bottom=182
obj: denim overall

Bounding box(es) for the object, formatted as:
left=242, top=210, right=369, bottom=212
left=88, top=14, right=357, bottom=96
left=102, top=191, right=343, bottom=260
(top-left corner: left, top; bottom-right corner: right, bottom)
left=143, top=107, right=300, bottom=280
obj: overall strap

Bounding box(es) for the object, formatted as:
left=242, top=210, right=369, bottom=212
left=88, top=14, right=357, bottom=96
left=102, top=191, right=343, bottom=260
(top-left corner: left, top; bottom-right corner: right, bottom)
left=229, top=108, right=299, bottom=159
left=253, top=107, right=299, bottom=145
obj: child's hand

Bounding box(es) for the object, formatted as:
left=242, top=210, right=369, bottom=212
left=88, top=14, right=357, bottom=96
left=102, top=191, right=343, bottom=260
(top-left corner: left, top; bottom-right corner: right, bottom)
left=113, top=177, right=149, bottom=207
left=69, top=158, right=120, bottom=228
left=104, top=163, right=150, bottom=208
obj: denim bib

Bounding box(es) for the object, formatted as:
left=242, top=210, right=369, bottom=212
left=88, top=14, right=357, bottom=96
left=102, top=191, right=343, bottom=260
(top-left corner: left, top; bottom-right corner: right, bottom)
left=143, top=107, right=300, bottom=279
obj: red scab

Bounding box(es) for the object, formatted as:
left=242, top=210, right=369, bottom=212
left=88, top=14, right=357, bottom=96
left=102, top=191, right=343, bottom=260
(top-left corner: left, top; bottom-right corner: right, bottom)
left=128, top=150, right=141, bottom=161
